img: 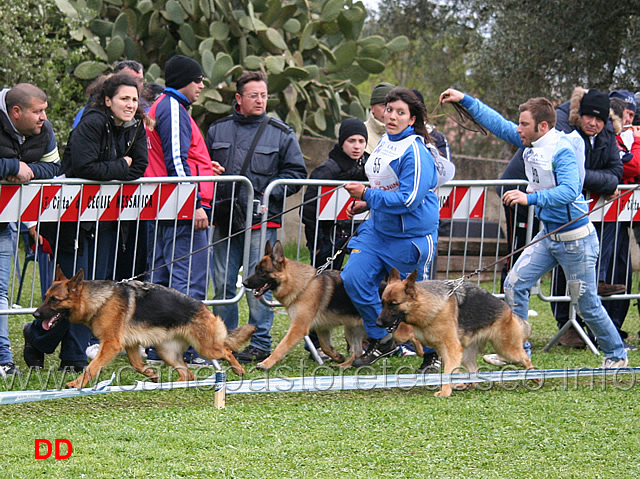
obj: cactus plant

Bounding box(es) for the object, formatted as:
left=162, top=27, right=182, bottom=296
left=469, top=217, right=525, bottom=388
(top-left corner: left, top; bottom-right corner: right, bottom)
left=54, top=0, right=408, bottom=138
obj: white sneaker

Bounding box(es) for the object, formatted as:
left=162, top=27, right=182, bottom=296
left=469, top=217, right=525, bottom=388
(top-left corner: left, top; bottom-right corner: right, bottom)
left=601, top=357, right=629, bottom=369
left=86, top=343, right=101, bottom=360
left=528, top=309, right=538, bottom=318
left=482, top=353, right=509, bottom=367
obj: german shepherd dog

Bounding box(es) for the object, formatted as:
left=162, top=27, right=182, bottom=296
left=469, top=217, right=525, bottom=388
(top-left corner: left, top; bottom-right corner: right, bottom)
left=242, top=240, right=422, bottom=370
left=34, top=266, right=256, bottom=389
left=377, top=268, right=534, bottom=397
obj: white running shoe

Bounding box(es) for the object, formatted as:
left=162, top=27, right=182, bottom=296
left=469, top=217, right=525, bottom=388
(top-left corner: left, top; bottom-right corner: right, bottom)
left=86, top=343, right=101, bottom=360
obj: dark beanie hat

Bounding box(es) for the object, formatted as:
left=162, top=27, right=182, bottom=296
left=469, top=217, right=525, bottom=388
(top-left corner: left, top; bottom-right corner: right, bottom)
left=370, top=82, right=395, bottom=106
left=339, top=118, right=368, bottom=147
left=609, top=89, right=637, bottom=114
left=580, top=89, right=610, bottom=123
left=165, top=55, right=203, bottom=90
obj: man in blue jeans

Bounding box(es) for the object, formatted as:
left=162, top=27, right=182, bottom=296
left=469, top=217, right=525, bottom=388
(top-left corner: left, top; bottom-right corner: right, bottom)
left=0, top=83, right=60, bottom=374
left=440, top=88, right=628, bottom=368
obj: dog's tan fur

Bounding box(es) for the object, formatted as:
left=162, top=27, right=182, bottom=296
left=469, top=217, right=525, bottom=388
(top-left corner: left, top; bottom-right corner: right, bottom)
left=243, top=241, right=422, bottom=370
left=379, top=268, right=534, bottom=397
left=34, top=266, right=255, bottom=389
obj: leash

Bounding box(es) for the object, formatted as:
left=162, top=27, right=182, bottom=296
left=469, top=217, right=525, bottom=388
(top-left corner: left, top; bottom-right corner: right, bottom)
left=429, top=99, right=488, bottom=136
left=118, top=184, right=355, bottom=284
left=445, top=185, right=640, bottom=296
left=314, top=196, right=368, bottom=277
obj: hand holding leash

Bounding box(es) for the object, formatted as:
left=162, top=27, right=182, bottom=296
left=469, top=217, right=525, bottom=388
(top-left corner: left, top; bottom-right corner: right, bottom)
left=439, top=88, right=465, bottom=104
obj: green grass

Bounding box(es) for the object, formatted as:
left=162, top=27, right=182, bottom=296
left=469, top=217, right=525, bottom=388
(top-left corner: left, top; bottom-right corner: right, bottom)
left=2, top=272, right=640, bottom=478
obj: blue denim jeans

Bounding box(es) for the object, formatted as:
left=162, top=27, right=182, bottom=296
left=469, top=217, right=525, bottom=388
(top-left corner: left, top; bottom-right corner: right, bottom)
left=212, top=227, right=276, bottom=351
left=0, top=227, right=14, bottom=364
left=505, top=228, right=627, bottom=361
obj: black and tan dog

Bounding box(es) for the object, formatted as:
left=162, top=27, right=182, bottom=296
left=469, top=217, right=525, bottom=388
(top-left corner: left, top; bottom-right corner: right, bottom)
left=243, top=240, right=422, bottom=370
left=34, top=266, right=255, bottom=389
left=378, top=268, right=534, bottom=397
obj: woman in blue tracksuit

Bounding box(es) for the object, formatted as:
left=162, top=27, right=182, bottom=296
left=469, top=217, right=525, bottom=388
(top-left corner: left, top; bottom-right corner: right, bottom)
left=342, top=88, right=440, bottom=367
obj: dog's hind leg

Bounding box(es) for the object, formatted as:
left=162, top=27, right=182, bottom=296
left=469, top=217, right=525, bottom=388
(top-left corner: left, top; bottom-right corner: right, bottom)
left=456, top=343, right=482, bottom=392
left=126, top=346, right=159, bottom=382
left=156, top=341, right=194, bottom=381
left=66, top=340, right=122, bottom=389
left=223, top=347, right=246, bottom=376
left=339, top=324, right=366, bottom=368
left=315, top=329, right=346, bottom=364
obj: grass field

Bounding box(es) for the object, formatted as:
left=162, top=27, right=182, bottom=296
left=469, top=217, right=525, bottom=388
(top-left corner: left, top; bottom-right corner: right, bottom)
left=2, top=267, right=640, bottom=478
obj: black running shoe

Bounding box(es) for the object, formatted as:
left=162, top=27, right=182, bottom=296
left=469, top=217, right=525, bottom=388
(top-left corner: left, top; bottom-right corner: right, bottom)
left=0, top=362, right=21, bottom=376
left=23, top=323, right=44, bottom=369
left=416, top=352, right=442, bottom=373
left=234, top=346, right=270, bottom=364
left=352, top=338, right=397, bottom=367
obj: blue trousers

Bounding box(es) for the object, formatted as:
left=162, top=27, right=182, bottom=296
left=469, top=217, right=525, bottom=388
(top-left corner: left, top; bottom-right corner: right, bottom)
left=212, top=227, right=277, bottom=351
left=341, top=223, right=436, bottom=340
left=148, top=222, right=209, bottom=300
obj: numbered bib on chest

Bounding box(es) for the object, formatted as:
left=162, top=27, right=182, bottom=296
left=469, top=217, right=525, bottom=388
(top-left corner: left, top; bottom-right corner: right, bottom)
left=366, top=134, right=417, bottom=191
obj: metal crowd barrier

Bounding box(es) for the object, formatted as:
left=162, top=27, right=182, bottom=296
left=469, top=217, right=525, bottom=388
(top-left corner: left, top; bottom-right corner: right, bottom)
left=259, top=179, right=640, bottom=309
left=3, top=178, right=640, bottom=319
left=0, top=176, right=254, bottom=315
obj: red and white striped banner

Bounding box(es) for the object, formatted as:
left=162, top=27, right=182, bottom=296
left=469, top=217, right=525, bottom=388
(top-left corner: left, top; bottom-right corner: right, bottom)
left=587, top=191, right=640, bottom=222
left=0, top=183, right=197, bottom=222
left=317, top=185, right=485, bottom=221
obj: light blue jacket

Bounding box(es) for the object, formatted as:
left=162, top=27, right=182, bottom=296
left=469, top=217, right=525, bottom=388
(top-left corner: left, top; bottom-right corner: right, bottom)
left=460, top=94, right=589, bottom=232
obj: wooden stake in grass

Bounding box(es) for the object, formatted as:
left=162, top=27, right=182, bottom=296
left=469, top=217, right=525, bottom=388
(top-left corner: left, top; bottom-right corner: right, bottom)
left=214, top=371, right=226, bottom=409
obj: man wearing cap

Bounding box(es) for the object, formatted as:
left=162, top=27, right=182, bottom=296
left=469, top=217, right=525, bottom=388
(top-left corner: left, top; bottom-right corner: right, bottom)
left=597, top=91, right=640, bottom=345
left=365, top=82, right=395, bottom=155
left=548, top=88, right=626, bottom=347
left=206, top=70, right=306, bottom=363
left=144, top=55, right=224, bottom=365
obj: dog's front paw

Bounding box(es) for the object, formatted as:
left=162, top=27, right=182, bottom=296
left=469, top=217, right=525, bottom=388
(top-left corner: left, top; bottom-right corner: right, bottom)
left=65, top=379, right=84, bottom=389
left=434, top=389, right=452, bottom=398
left=256, top=361, right=271, bottom=371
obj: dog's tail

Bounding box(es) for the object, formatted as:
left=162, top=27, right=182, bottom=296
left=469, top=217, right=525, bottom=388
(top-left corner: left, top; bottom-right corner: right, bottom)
left=225, top=324, right=257, bottom=351
left=515, top=314, right=532, bottom=340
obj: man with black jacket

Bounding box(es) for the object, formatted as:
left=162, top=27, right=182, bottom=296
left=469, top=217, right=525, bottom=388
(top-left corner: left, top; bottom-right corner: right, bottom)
left=552, top=88, right=626, bottom=346
left=207, top=71, right=307, bottom=363
left=0, top=83, right=59, bottom=375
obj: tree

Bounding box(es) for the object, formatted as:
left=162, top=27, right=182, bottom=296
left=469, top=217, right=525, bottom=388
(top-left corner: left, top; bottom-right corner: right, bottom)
left=0, top=0, right=91, bottom=144
left=463, top=0, right=640, bottom=116
left=54, top=0, right=409, bottom=138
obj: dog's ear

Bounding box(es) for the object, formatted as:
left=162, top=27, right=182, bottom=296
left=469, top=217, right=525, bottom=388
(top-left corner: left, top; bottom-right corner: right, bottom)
left=264, top=240, right=272, bottom=256
left=404, top=269, right=418, bottom=297
left=67, top=269, right=84, bottom=293
left=54, top=265, right=68, bottom=282
left=272, top=240, right=286, bottom=266
left=388, top=267, right=402, bottom=283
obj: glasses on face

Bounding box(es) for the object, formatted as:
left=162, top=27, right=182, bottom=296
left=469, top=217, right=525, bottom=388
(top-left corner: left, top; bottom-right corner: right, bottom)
left=243, top=93, right=268, bottom=101
left=193, top=76, right=204, bottom=84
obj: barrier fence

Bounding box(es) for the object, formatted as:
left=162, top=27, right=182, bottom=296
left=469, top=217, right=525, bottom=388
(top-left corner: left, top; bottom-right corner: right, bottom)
left=2, top=178, right=639, bottom=317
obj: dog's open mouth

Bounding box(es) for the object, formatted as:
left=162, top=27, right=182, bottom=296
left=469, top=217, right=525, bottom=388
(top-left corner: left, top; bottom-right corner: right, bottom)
left=384, top=316, right=402, bottom=334
left=41, top=313, right=62, bottom=331
left=252, top=283, right=271, bottom=298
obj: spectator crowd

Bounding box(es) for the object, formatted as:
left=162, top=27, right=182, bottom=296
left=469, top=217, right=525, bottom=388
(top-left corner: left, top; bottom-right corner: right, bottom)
left=1, top=55, right=638, bottom=377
